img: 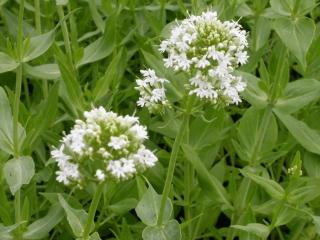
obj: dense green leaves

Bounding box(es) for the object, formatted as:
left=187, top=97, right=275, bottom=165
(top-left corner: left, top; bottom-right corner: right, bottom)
left=0, top=1, right=319, bottom=239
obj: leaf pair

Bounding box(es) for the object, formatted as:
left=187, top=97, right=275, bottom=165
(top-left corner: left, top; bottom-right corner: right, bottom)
left=135, top=185, right=181, bottom=240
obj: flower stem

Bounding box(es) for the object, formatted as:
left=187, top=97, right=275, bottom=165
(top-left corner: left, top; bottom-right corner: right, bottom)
left=56, top=5, right=73, bottom=63
left=13, top=2, right=24, bottom=238
left=157, top=96, right=193, bottom=226
left=83, top=183, right=104, bottom=240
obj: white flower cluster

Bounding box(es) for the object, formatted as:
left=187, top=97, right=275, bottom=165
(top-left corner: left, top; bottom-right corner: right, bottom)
left=135, top=69, right=169, bottom=113
left=159, top=11, right=248, bottom=105
left=51, top=107, right=158, bottom=185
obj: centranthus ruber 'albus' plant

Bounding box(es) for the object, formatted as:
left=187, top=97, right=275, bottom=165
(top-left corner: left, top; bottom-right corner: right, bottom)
left=135, top=11, right=249, bottom=236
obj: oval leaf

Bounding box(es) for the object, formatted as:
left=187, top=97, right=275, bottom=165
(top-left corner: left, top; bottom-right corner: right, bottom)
left=142, top=220, right=181, bottom=240
left=274, top=17, right=315, bottom=69
left=135, top=185, right=172, bottom=226
left=0, top=52, right=19, bottom=74
left=22, top=30, right=55, bottom=62
left=3, top=156, right=35, bottom=195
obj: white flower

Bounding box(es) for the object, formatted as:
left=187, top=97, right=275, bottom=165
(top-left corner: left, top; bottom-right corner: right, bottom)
left=95, top=169, right=106, bottom=181
left=55, top=159, right=80, bottom=185
left=51, top=145, right=71, bottom=167
left=107, top=158, right=136, bottom=180
left=128, top=125, right=148, bottom=140
left=133, top=148, right=157, bottom=169
left=135, top=68, right=169, bottom=113
left=52, top=107, right=158, bottom=185
left=108, top=135, right=129, bottom=150
left=159, top=10, right=248, bottom=105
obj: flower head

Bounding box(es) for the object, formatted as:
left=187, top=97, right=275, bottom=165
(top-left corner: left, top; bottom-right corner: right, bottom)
left=51, top=107, right=158, bottom=185
left=135, top=69, right=169, bottom=113
left=160, top=11, right=248, bottom=105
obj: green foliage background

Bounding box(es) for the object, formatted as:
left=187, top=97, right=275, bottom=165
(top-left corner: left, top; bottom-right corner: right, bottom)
left=0, top=0, right=320, bottom=239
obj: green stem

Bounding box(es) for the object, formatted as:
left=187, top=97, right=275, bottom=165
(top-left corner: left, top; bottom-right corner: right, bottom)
left=13, top=2, right=25, bottom=239
left=34, top=0, right=49, bottom=98
left=34, top=0, right=41, bottom=34
left=13, top=64, right=23, bottom=156
left=83, top=183, right=104, bottom=240
left=157, top=96, right=193, bottom=226
left=57, top=5, right=73, bottom=63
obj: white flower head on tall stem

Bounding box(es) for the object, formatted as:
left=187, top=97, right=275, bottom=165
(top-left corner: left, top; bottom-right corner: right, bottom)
left=160, top=10, right=249, bottom=105
left=51, top=107, right=158, bottom=186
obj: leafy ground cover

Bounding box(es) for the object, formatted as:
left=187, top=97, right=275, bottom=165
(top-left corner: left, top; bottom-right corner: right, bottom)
left=0, top=0, right=320, bottom=239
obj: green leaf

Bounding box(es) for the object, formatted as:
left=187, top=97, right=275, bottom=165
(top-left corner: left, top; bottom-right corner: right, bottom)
left=23, top=204, right=64, bottom=239
left=235, top=107, right=278, bottom=163
left=0, top=223, right=21, bottom=240
left=108, top=198, right=137, bottom=215
left=56, top=0, right=68, bottom=5
left=54, top=44, right=84, bottom=113
left=253, top=17, right=272, bottom=51
left=270, top=0, right=316, bottom=16
left=24, top=83, right=59, bottom=150
left=181, top=144, right=232, bottom=209
left=273, top=109, right=320, bottom=155
left=93, top=48, right=127, bottom=102
left=274, top=79, right=320, bottom=113
left=287, top=179, right=320, bottom=204
left=135, top=185, right=172, bottom=226
left=89, top=232, right=101, bottom=240
left=22, top=30, right=55, bottom=62
left=0, top=52, right=19, bottom=74
left=58, top=194, right=88, bottom=238
left=274, top=17, right=315, bottom=70
left=142, top=220, right=181, bottom=240
left=3, top=156, right=35, bottom=195
left=304, top=152, right=320, bottom=178
left=312, top=215, right=320, bottom=235
left=274, top=205, right=298, bottom=227
left=270, top=0, right=292, bottom=16
left=24, top=63, right=61, bottom=80
left=77, top=14, right=117, bottom=67
left=240, top=168, right=285, bottom=200
left=237, top=71, right=268, bottom=109
left=231, top=223, right=270, bottom=239
left=0, top=87, right=25, bottom=154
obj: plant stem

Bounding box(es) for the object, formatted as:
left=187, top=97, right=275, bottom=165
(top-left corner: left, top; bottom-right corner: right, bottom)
left=57, top=5, right=73, bottom=63
left=34, top=0, right=49, bottom=98
left=157, top=96, right=193, bottom=226
left=83, top=183, right=104, bottom=240
left=13, top=2, right=25, bottom=239
left=34, top=0, right=41, bottom=34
